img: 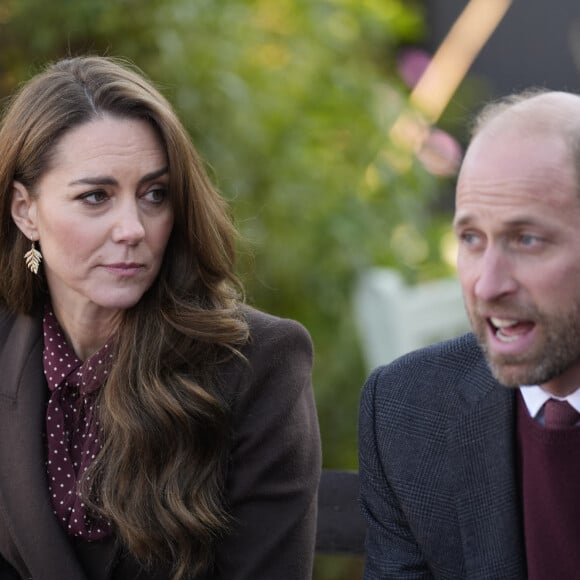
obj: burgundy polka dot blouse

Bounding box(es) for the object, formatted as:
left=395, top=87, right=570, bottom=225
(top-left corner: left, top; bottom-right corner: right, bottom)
left=43, top=306, right=113, bottom=541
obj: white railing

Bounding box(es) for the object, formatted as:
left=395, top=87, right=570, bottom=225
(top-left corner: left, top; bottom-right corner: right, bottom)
left=353, top=268, right=470, bottom=371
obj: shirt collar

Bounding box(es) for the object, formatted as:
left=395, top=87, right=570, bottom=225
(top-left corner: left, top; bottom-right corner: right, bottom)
left=519, top=384, right=580, bottom=418
left=42, top=305, right=114, bottom=394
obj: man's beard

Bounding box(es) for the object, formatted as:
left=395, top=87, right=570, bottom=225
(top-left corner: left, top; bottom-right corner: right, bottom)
left=468, top=300, right=580, bottom=388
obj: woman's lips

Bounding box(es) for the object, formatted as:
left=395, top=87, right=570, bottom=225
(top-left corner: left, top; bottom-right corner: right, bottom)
left=102, top=263, right=145, bottom=276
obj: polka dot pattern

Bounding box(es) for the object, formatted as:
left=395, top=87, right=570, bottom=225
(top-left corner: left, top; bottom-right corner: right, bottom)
left=43, top=306, right=113, bottom=541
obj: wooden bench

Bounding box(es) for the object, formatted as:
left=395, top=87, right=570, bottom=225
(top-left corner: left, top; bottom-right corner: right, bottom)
left=316, top=469, right=366, bottom=555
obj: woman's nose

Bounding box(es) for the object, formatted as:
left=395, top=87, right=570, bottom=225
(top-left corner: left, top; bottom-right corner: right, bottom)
left=111, top=201, right=146, bottom=245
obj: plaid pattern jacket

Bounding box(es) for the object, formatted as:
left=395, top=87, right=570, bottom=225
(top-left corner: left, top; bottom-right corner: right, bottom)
left=359, top=333, right=527, bottom=580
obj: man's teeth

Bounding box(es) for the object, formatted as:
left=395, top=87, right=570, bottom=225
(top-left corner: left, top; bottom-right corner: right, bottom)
left=490, top=318, right=518, bottom=328
left=496, top=332, right=519, bottom=343
left=489, top=317, right=520, bottom=342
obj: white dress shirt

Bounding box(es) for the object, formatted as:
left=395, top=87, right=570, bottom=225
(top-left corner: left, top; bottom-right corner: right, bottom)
left=519, top=384, right=580, bottom=425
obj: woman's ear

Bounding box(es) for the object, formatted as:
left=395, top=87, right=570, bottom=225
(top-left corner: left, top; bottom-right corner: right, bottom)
left=11, top=181, right=39, bottom=240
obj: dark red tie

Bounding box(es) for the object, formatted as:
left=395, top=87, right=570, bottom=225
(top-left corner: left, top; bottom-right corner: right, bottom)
left=543, top=399, right=580, bottom=429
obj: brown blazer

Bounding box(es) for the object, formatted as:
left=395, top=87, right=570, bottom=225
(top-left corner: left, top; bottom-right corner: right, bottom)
left=0, top=306, right=321, bottom=580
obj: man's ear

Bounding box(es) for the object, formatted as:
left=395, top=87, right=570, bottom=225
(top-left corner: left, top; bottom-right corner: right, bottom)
left=11, top=181, right=39, bottom=240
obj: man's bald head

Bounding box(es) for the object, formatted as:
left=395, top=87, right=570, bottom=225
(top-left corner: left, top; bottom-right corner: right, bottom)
left=465, top=90, right=580, bottom=194
left=472, top=90, right=580, bottom=137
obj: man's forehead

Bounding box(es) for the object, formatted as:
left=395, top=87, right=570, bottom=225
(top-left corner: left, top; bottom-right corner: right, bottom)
left=455, top=138, right=579, bottom=224
left=458, top=131, right=570, bottom=189
left=453, top=182, right=580, bottom=238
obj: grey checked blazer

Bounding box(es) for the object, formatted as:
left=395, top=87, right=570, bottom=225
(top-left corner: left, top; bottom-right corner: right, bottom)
left=359, top=333, right=527, bottom=579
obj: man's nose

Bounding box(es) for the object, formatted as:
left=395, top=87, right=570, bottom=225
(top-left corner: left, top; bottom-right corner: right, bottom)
left=473, top=247, right=517, bottom=302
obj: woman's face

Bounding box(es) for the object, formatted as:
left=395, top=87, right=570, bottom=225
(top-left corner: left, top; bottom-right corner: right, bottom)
left=12, top=115, right=174, bottom=322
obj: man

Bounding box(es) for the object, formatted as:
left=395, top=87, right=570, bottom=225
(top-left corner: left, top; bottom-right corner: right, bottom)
left=359, top=90, right=580, bottom=579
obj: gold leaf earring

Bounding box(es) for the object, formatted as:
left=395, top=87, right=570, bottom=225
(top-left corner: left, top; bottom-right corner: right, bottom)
left=24, top=241, right=42, bottom=274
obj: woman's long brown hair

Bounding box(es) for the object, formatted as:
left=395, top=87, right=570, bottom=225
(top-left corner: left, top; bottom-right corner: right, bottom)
left=0, top=56, right=249, bottom=579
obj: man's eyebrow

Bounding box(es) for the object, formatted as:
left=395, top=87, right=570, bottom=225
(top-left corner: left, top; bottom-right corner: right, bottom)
left=452, top=214, right=473, bottom=229
left=503, top=218, right=544, bottom=228
left=68, top=166, right=169, bottom=187
left=453, top=215, right=544, bottom=229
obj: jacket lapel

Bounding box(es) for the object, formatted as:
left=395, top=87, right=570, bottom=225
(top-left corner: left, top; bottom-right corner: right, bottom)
left=449, top=370, right=527, bottom=579
left=0, top=311, right=116, bottom=580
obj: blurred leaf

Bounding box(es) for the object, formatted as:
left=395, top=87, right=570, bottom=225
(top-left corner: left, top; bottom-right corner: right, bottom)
left=0, top=0, right=459, bottom=477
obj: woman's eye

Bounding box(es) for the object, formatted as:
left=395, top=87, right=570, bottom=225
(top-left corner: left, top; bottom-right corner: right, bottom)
left=79, top=190, right=108, bottom=205
left=143, top=188, right=167, bottom=204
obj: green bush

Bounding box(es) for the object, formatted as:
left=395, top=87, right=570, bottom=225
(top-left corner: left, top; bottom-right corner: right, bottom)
left=1, top=0, right=451, bottom=472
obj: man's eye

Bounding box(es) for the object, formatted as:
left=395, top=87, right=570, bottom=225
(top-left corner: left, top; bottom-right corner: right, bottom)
left=518, top=234, right=541, bottom=246
left=459, top=231, right=480, bottom=246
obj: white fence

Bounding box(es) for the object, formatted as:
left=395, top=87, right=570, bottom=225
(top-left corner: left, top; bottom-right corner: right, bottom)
left=353, top=268, right=470, bottom=371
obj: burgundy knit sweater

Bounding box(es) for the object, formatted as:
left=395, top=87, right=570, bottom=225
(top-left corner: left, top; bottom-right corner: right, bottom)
left=517, top=393, right=580, bottom=579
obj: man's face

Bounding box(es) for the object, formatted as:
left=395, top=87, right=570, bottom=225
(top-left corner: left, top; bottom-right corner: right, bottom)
left=454, top=125, right=580, bottom=396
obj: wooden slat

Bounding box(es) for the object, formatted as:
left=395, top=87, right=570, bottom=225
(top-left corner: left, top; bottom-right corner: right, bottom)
left=316, top=470, right=367, bottom=555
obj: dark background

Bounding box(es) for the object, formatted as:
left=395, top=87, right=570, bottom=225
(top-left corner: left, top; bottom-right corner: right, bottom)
left=426, top=0, right=580, bottom=96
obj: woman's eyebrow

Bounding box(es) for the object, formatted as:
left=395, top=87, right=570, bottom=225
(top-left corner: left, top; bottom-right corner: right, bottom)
left=67, top=166, right=169, bottom=187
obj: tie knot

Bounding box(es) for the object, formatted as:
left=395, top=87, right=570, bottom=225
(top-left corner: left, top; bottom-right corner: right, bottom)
left=544, top=399, right=580, bottom=429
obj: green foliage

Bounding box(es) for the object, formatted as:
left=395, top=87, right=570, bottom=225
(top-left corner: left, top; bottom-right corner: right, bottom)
left=0, top=0, right=450, bottom=473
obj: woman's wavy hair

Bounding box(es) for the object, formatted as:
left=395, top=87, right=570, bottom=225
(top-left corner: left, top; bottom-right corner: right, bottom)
left=0, top=56, right=249, bottom=579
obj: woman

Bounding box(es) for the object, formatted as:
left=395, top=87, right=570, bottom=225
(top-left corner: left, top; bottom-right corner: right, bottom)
left=0, top=56, right=320, bottom=580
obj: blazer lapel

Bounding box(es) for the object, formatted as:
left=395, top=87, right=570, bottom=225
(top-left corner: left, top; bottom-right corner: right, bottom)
left=0, top=312, right=116, bottom=580
left=449, top=373, right=527, bottom=579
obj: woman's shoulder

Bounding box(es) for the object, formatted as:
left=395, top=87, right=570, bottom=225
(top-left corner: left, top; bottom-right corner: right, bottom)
left=0, top=306, right=40, bottom=346
left=218, top=305, right=314, bottom=405
left=239, top=304, right=312, bottom=348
